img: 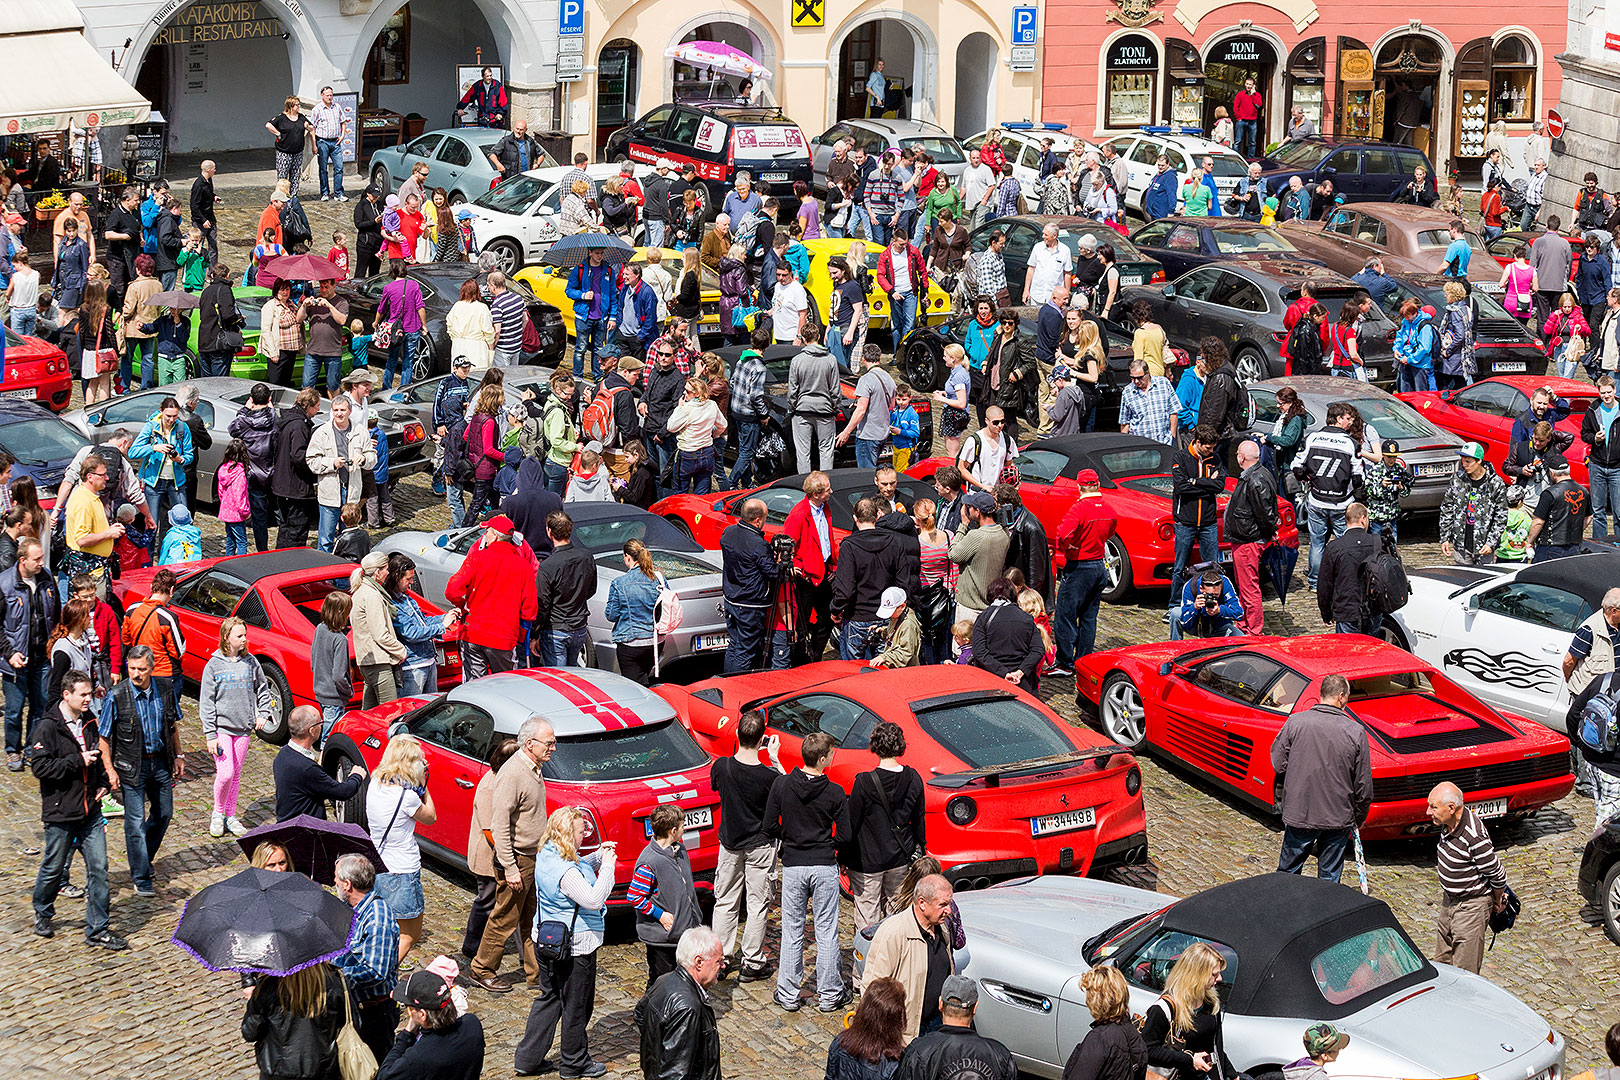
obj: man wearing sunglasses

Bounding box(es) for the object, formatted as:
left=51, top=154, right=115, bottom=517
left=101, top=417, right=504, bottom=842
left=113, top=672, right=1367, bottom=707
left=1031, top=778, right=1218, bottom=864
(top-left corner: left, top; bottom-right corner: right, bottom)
left=1117, top=360, right=1178, bottom=446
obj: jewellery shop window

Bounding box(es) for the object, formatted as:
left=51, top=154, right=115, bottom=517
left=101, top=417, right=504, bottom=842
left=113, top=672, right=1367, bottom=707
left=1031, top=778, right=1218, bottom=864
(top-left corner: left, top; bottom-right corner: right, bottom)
left=1107, top=35, right=1160, bottom=129
left=1490, top=35, right=1536, bottom=123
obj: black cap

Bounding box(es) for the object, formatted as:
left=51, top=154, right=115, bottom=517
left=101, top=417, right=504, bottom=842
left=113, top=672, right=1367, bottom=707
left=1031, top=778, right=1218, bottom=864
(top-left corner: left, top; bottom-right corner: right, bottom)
left=392, top=970, right=454, bottom=1009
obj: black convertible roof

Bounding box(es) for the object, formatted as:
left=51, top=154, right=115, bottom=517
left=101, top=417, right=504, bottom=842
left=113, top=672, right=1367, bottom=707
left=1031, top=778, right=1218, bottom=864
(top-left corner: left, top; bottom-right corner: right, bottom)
left=196, top=549, right=349, bottom=584
left=1513, top=552, right=1620, bottom=609
left=1162, top=873, right=1435, bottom=1019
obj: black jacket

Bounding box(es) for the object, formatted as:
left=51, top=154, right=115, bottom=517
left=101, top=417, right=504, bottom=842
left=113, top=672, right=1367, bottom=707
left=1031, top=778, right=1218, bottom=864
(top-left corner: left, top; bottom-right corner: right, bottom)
left=1506, top=436, right=1574, bottom=484
left=1171, top=447, right=1224, bottom=528
left=198, top=280, right=242, bottom=355
left=1062, top=1019, right=1149, bottom=1080
left=534, top=541, right=597, bottom=632
left=1317, top=526, right=1379, bottom=623
left=1001, top=505, right=1051, bottom=603
left=642, top=364, right=688, bottom=438
left=876, top=510, right=922, bottom=592
left=832, top=525, right=916, bottom=621
left=621, top=462, right=658, bottom=509
left=229, top=402, right=278, bottom=488
left=987, top=335, right=1038, bottom=421
left=353, top=196, right=383, bottom=254
left=151, top=208, right=182, bottom=275
left=240, top=967, right=349, bottom=1080
left=1224, top=462, right=1279, bottom=545
left=490, top=134, right=544, bottom=177
left=895, top=1025, right=1017, bottom=1080
left=30, top=703, right=107, bottom=825
left=635, top=968, right=721, bottom=1080
left=502, top=462, right=562, bottom=559
left=642, top=174, right=671, bottom=222
left=845, top=765, right=925, bottom=873
left=1584, top=404, right=1620, bottom=468
left=1198, top=362, right=1244, bottom=437
left=600, top=371, right=643, bottom=444
left=721, top=521, right=777, bottom=607
left=972, top=601, right=1044, bottom=688
left=102, top=677, right=182, bottom=788
left=763, top=768, right=851, bottom=866
left=377, top=1013, right=485, bottom=1080
left=271, top=406, right=317, bottom=500
left=273, top=744, right=362, bottom=821
left=189, top=174, right=216, bottom=229
left=0, top=531, right=16, bottom=572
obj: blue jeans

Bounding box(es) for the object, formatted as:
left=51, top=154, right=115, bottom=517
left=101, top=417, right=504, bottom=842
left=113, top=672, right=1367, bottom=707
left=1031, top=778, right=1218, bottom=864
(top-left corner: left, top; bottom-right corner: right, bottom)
left=541, top=459, right=569, bottom=495
left=1555, top=342, right=1580, bottom=380
left=1369, top=518, right=1399, bottom=545
left=144, top=479, right=186, bottom=551
left=1535, top=543, right=1585, bottom=562
left=3, top=664, right=49, bottom=754
left=34, top=815, right=109, bottom=938
left=1592, top=462, right=1620, bottom=539
left=224, top=521, right=248, bottom=556
left=1167, top=522, right=1218, bottom=641
left=769, top=628, right=793, bottom=669
left=891, top=291, right=919, bottom=345
left=1398, top=364, right=1435, bottom=392
left=572, top=315, right=608, bottom=379
left=724, top=602, right=770, bottom=673
left=1277, top=825, right=1350, bottom=883
left=677, top=445, right=714, bottom=495
left=319, top=702, right=347, bottom=745
left=302, top=353, right=342, bottom=394
left=827, top=331, right=853, bottom=373
left=775, top=864, right=844, bottom=1008
left=446, top=481, right=467, bottom=528
left=316, top=137, right=344, bottom=197
left=121, top=756, right=173, bottom=891
left=384, top=331, right=418, bottom=390
left=1336, top=616, right=1383, bottom=635
left=1520, top=203, right=1540, bottom=230
left=317, top=492, right=346, bottom=552
left=853, top=205, right=874, bottom=242
left=731, top=417, right=764, bottom=490
left=855, top=438, right=883, bottom=469
left=1055, top=559, right=1108, bottom=667
left=126, top=338, right=156, bottom=390
left=839, top=618, right=884, bottom=661
left=540, top=626, right=588, bottom=667
left=866, top=214, right=890, bottom=246
left=11, top=309, right=37, bottom=337
left=1234, top=119, right=1259, bottom=158
left=1484, top=225, right=1504, bottom=243
left=644, top=219, right=666, bottom=250
left=201, top=349, right=234, bottom=379
left=1306, top=502, right=1347, bottom=588
left=249, top=487, right=273, bottom=551
left=649, top=433, right=677, bottom=500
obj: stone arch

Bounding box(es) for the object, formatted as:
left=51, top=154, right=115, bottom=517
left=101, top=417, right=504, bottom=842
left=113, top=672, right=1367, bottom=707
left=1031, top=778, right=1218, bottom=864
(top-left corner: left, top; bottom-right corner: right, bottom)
left=118, top=0, right=336, bottom=95
left=826, top=8, right=941, bottom=125
left=659, top=7, right=784, bottom=105
left=344, top=0, right=547, bottom=90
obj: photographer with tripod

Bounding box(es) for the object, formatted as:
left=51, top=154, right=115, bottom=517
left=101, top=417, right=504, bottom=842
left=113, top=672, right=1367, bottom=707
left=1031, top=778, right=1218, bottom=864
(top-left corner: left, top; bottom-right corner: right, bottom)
left=721, top=499, right=780, bottom=673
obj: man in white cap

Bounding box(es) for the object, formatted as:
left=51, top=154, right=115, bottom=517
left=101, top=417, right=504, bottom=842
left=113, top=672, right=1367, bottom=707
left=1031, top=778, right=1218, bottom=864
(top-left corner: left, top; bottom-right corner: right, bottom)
left=871, top=587, right=920, bottom=668
left=642, top=158, right=674, bottom=251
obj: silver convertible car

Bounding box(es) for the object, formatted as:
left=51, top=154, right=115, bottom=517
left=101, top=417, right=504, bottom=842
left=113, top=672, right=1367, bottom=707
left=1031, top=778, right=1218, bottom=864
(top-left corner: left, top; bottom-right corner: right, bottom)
left=377, top=502, right=730, bottom=678
left=860, top=873, right=1563, bottom=1080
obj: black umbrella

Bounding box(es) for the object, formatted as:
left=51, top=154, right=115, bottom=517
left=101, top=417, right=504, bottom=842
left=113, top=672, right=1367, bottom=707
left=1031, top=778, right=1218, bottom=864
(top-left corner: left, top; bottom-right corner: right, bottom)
left=1262, top=539, right=1300, bottom=605
left=173, top=867, right=355, bottom=975
left=235, top=814, right=385, bottom=886
left=540, top=231, right=634, bottom=268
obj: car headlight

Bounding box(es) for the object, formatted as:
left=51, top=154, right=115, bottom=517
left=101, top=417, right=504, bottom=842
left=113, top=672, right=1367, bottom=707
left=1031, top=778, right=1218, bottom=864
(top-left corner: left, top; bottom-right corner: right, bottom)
left=947, top=796, right=977, bottom=826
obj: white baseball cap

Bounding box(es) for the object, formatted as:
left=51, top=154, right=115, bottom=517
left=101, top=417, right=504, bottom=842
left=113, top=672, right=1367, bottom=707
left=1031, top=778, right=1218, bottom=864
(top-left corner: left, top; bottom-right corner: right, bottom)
left=876, top=587, right=907, bottom=619
left=656, top=157, right=673, bottom=171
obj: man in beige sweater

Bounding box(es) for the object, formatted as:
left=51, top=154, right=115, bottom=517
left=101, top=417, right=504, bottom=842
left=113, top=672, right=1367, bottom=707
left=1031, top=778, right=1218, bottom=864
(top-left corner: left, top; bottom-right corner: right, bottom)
left=469, top=714, right=555, bottom=993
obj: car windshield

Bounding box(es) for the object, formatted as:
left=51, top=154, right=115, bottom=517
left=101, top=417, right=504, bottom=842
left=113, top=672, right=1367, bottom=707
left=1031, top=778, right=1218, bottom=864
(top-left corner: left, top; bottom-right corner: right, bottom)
left=279, top=576, right=352, bottom=625
left=1415, top=229, right=1490, bottom=255
left=1056, top=228, right=1141, bottom=263
left=574, top=514, right=700, bottom=554
left=474, top=175, right=548, bottom=215
left=1346, top=396, right=1448, bottom=442
left=1210, top=227, right=1295, bottom=255
left=596, top=550, right=714, bottom=578
left=1082, top=905, right=1172, bottom=964
left=1269, top=141, right=1337, bottom=167
left=0, top=417, right=86, bottom=464
left=912, top=696, right=1077, bottom=769
left=1347, top=671, right=1434, bottom=698
left=1204, top=154, right=1249, bottom=178
left=543, top=721, right=710, bottom=782
left=1311, top=926, right=1425, bottom=1006
left=899, top=137, right=965, bottom=164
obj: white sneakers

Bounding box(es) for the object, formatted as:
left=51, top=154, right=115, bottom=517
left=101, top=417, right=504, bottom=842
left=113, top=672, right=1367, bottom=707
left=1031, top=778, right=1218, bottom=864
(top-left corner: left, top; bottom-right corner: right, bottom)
left=225, top=816, right=249, bottom=837
left=210, top=812, right=225, bottom=838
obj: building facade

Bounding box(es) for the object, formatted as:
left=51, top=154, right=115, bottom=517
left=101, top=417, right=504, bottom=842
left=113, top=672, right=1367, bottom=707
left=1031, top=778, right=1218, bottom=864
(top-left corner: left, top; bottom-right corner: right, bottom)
left=1042, top=0, right=1565, bottom=182
left=1547, top=0, right=1620, bottom=216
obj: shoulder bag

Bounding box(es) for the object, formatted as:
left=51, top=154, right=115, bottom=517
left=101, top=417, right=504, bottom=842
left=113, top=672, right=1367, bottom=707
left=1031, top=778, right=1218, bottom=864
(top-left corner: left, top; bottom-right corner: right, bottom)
left=534, top=901, right=580, bottom=963
left=89, top=311, right=118, bottom=375
left=865, top=769, right=924, bottom=862
left=335, top=986, right=378, bottom=1080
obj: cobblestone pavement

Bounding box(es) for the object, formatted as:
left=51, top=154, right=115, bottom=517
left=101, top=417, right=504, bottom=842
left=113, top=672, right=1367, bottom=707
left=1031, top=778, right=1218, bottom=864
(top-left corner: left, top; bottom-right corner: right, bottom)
left=2, top=167, right=1615, bottom=1075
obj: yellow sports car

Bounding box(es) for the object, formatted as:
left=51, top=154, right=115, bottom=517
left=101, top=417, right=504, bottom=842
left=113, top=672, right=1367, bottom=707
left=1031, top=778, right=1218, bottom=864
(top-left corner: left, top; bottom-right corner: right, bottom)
left=801, top=238, right=952, bottom=331
left=514, top=247, right=722, bottom=338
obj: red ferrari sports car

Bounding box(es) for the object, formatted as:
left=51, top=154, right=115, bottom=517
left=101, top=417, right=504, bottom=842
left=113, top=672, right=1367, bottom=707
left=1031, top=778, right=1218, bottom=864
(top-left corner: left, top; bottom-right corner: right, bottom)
left=325, top=667, right=720, bottom=899
left=111, top=549, right=462, bottom=738
left=1401, top=375, right=1594, bottom=484
left=3, top=328, right=73, bottom=411
left=661, top=661, right=1148, bottom=886
left=1075, top=634, right=1574, bottom=839
left=908, top=433, right=1299, bottom=603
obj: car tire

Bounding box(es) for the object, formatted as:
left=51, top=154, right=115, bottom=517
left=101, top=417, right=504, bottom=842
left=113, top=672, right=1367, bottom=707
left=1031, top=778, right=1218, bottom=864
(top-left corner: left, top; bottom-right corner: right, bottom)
left=1100, top=535, right=1130, bottom=605
left=1378, top=620, right=1410, bottom=650
left=1098, top=671, right=1148, bottom=750
left=412, top=332, right=437, bottom=382
left=1233, top=346, right=1268, bottom=386
left=371, top=165, right=390, bottom=193
left=323, top=734, right=369, bottom=827
left=449, top=192, right=466, bottom=206
left=485, top=238, right=522, bottom=276
left=904, top=336, right=944, bottom=393
left=254, top=662, right=293, bottom=747
left=664, top=516, right=696, bottom=539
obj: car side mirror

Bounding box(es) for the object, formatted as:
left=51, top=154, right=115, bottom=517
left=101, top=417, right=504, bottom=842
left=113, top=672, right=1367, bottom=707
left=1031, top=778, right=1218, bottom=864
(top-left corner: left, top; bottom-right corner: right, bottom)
left=810, top=134, right=821, bottom=146
left=1467, top=593, right=1481, bottom=613
left=388, top=720, right=409, bottom=737
left=1439, top=389, right=1452, bottom=401
left=1162, top=283, right=1176, bottom=299
left=1159, top=661, right=1174, bottom=677
left=1322, top=166, right=1336, bottom=175
left=434, top=534, right=450, bottom=548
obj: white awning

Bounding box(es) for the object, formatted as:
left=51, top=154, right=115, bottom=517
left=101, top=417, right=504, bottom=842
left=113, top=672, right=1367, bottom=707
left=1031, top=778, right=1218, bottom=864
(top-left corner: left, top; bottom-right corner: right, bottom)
left=0, top=0, right=150, bottom=133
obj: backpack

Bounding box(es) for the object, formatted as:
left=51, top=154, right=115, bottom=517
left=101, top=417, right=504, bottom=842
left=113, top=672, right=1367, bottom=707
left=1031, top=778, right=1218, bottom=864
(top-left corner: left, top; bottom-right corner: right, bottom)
left=1577, top=674, right=1620, bottom=760
left=1212, top=367, right=1250, bottom=431
left=442, top=416, right=478, bottom=484
left=279, top=197, right=312, bottom=250
left=581, top=384, right=627, bottom=447
left=654, top=572, right=684, bottom=635
left=1364, top=534, right=1410, bottom=615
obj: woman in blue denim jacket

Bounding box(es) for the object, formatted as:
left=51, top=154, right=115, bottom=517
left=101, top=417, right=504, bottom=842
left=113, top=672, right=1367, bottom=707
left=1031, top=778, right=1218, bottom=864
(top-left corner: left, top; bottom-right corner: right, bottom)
left=386, top=552, right=458, bottom=697
left=604, top=538, right=661, bottom=685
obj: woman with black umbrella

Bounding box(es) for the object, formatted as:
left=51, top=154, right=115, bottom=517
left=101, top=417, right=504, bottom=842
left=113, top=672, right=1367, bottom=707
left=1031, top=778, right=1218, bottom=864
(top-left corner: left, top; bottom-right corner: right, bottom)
left=241, top=961, right=352, bottom=1080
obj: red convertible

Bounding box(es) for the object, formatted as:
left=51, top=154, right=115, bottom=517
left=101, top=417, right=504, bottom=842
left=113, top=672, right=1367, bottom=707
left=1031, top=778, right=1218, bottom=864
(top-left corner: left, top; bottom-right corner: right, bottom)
left=3, top=327, right=73, bottom=411
left=908, top=433, right=1299, bottom=603
left=662, top=662, right=1148, bottom=886
left=1075, top=634, right=1573, bottom=839
left=1400, top=375, right=1595, bottom=484
left=112, top=549, right=462, bottom=740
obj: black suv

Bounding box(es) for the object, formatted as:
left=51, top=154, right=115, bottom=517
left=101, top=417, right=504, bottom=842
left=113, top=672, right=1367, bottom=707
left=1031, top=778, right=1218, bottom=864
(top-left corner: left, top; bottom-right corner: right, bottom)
left=1258, top=137, right=1435, bottom=202
left=1579, top=813, right=1620, bottom=946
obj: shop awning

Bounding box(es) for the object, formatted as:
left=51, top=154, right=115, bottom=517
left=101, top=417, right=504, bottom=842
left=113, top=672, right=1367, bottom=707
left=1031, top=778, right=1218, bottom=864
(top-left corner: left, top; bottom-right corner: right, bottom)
left=0, top=0, right=150, bottom=133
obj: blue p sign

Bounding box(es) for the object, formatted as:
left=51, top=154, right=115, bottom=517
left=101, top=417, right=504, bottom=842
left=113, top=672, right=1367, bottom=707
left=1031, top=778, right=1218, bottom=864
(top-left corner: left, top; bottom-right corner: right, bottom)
left=1012, top=6, right=1038, bottom=45
left=559, top=0, right=584, bottom=34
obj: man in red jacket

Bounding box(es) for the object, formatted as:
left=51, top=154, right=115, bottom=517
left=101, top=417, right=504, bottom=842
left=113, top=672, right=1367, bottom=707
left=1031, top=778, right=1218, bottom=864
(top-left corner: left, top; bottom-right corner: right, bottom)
left=784, top=471, right=838, bottom=666
left=446, top=514, right=539, bottom=679
left=875, top=233, right=930, bottom=347
left=1051, top=469, right=1117, bottom=674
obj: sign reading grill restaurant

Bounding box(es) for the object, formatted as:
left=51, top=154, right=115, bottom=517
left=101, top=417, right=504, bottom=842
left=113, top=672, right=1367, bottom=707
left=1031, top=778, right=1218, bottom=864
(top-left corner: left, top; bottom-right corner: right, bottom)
left=152, top=2, right=289, bottom=45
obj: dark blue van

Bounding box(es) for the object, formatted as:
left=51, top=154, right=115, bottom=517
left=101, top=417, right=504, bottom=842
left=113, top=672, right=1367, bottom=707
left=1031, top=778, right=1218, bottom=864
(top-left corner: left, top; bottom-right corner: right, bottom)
left=1258, top=138, right=1435, bottom=201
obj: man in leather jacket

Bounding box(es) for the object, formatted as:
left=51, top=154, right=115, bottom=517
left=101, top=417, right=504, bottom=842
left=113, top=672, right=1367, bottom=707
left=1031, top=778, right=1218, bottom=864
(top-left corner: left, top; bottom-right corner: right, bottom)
left=994, top=482, right=1051, bottom=605
left=635, top=926, right=723, bottom=1080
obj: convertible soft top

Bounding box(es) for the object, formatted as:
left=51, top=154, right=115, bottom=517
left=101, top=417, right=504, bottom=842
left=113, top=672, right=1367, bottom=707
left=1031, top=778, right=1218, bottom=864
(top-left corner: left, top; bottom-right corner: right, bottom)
left=186, top=549, right=349, bottom=585
left=1512, top=552, right=1620, bottom=611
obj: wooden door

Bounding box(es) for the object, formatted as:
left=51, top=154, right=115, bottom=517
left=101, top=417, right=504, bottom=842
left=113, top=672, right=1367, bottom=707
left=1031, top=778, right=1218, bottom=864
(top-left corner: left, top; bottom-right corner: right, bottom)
left=840, top=25, right=878, bottom=120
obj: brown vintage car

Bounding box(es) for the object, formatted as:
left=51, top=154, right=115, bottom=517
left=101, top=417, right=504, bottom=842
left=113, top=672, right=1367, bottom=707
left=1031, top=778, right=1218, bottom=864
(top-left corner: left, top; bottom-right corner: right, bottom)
left=1279, top=202, right=1506, bottom=297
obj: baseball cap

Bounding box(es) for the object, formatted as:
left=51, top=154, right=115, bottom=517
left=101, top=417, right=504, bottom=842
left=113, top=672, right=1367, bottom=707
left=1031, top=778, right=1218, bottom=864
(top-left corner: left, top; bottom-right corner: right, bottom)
left=963, top=490, right=997, bottom=514
left=941, top=974, right=979, bottom=1009
left=656, top=157, right=673, bottom=170
left=1076, top=468, right=1100, bottom=485
left=1048, top=363, right=1073, bottom=386
left=1458, top=441, right=1486, bottom=461
left=1380, top=439, right=1401, bottom=457
left=483, top=514, right=516, bottom=533
left=876, top=587, right=907, bottom=619
left=1303, top=1022, right=1349, bottom=1056
left=393, top=970, right=455, bottom=1009
left=453, top=355, right=473, bottom=370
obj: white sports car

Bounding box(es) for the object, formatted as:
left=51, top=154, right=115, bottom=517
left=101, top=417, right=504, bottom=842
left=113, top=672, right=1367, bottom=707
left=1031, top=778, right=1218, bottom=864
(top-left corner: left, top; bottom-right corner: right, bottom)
left=466, top=162, right=653, bottom=274
left=1382, top=551, right=1620, bottom=733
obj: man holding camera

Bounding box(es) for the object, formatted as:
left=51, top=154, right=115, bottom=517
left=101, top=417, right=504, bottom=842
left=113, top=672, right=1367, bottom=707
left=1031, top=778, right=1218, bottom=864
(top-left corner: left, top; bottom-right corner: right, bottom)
left=1175, top=569, right=1243, bottom=639
left=721, top=499, right=779, bottom=674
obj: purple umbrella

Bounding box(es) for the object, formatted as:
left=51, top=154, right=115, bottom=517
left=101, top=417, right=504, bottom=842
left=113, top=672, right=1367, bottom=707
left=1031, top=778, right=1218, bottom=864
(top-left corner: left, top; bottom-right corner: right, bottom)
left=236, top=814, right=385, bottom=886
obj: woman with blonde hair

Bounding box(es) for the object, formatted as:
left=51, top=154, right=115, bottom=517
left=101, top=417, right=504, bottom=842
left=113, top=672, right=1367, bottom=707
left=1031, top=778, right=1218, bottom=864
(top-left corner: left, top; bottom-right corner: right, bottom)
left=559, top=178, right=594, bottom=235
left=366, top=733, right=438, bottom=960
left=600, top=175, right=634, bottom=234
left=251, top=841, right=292, bottom=872
left=934, top=343, right=973, bottom=456
left=199, top=616, right=274, bottom=838
left=667, top=376, right=727, bottom=495
left=464, top=381, right=506, bottom=521
left=1141, top=942, right=1238, bottom=1080
left=1018, top=588, right=1056, bottom=675
left=514, top=805, right=618, bottom=1077
left=1063, top=965, right=1148, bottom=1080
left=428, top=188, right=464, bottom=261
left=718, top=242, right=751, bottom=345
left=1059, top=311, right=1104, bottom=432
left=241, top=960, right=350, bottom=1079
left=671, top=245, right=702, bottom=319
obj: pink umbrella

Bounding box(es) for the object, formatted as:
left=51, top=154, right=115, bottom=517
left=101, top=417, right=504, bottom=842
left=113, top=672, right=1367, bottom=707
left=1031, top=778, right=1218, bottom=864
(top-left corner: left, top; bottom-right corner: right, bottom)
left=664, top=40, right=771, bottom=80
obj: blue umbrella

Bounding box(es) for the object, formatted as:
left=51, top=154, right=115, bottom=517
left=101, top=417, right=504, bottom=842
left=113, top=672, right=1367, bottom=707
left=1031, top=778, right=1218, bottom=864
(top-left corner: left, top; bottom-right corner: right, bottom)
left=1262, top=538, right=1299, bottom=605
left=540, top=231, right=635, bottom=268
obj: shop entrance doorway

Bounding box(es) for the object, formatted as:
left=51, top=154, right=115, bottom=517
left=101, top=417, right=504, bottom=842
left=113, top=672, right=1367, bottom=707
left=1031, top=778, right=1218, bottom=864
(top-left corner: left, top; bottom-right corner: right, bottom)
left=1203, top=35, right=1276, bottom=144
left=1375, top=34, right=1444, bottom=155
left=837, top=20, right=916, bottom=121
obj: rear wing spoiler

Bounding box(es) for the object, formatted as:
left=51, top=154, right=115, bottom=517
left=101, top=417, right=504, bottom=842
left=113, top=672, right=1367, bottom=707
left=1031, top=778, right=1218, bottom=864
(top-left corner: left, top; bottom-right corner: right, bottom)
left=927, top=745, right=1133, bottom=790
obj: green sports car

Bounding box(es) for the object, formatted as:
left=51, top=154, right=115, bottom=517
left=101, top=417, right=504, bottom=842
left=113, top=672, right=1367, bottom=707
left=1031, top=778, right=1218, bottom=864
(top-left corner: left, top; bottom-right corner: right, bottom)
left=181, top=285, right=356, bottom=383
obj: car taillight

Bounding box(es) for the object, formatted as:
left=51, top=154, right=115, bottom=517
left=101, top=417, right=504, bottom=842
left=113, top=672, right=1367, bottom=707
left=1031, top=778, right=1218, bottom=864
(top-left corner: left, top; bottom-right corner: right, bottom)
left=577, top=807, right=602, bottom=852
left=237, top=347, right=255, bottom=358
left=1271, top=331, right=1289, bottom=345
left=1150, top=270, right=1166, bottom=284
left=403, top=422, right=425, bottom=444
left=912, top=402, right=930, bottom=414
left=1157, top=522, right=1174, bottom=541
left=946, top=796, right=977, bottom=825
left=1125, top=767, right=1141, bottom=796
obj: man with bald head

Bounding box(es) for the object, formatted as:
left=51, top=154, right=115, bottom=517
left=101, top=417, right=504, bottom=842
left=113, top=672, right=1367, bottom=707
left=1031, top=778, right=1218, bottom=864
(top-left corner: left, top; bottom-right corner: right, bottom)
left=1427, top=780, right=1509, bottom=973
left=722, top=497, right=779, bottom=673
left=1225, top=438, right=1278, bottom=635
left=470, top=714, right=555, bottom=992
left=863, top=872, right=955, bottom=1042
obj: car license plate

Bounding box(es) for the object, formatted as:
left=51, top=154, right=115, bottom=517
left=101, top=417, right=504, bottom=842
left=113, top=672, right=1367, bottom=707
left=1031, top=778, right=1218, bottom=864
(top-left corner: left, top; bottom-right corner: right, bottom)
left=1492, top=361, right=1527, bottom=372
left=761, top=172, right=788, bottom=182
left=644, top=806, right=714, bottom=837
left=2, top=388, right=34, bottom=400
left=1122, top=275, right=1143, bottom=286
left=693, top=633, right=729, bottom=651
left=434, top=645, right=446, bottom=665
left=1471, top=798, right=1508, bottom=818
left=1416, top=462, right=1456, bottom=478
left=1031, top=806, right=1096, bottom=837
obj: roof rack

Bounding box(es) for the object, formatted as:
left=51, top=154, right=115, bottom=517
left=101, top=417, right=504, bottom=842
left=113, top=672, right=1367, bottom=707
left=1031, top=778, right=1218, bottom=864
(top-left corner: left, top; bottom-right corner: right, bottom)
left=688, top=101, right=791, bottom=121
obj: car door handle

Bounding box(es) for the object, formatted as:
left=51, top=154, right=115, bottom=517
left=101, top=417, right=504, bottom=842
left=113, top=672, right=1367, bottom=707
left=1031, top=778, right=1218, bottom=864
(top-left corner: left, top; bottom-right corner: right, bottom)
left=980, top=981, right=1052, bottom=1013
left=1542, top=644, right=1562, bottom=654
left=455, top=776, right=475, bottom=789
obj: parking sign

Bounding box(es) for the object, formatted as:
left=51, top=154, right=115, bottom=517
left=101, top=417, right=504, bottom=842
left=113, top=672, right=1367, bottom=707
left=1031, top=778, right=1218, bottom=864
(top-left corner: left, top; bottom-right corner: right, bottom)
left=1012, top=6, right=1038, bottom=46
left=559, top=0, right=584, bottom=35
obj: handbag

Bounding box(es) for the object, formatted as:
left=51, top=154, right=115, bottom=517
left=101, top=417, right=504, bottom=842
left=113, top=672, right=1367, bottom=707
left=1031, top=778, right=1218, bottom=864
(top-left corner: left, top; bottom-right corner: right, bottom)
left=372, top=319, right=395, bottom=350
left=916, top=579, right=954, bottom=638
left=865, top=769, right=924, bottom=862
left=534, top=901, right=580, bottom=963
left=90, top=312, right=117, bottom=374
left=336, top=986, right=379, bottom=1080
